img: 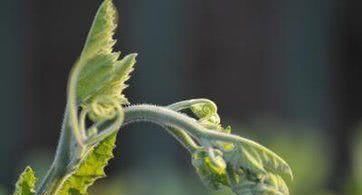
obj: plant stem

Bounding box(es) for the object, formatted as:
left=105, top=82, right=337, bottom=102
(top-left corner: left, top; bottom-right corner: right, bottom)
left=38, top=103, right=281, bottom=194
left=37, top=110, right=85, bottom=195
left=164, top=127, right=200, bottom=153
left=37, top=163, right=67, bottom=195
left=85, top=104, right=244, bottom=151
left=37, top=114, right=71, bottom=194
left=67, top=58, right=87, bottom=146
left=121, top=105, right=275, bottom=153
left=84, top=104, right=282, bottom=162
left=166, top=98, right=216, bottom=152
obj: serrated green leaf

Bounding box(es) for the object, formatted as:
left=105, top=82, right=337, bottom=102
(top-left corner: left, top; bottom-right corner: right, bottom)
left=223, top=136, right=293, bottom=179
left=192, top=145, right=291, bottom=195
left=186, top=100, right=292, bottom=194
left=90, top=53, right=137, bottom=105
left=56, top=134, right=117, bottom=195
left=84, top=53, right=137, bottom=122
left=189, top=101, right=291, bottom=179
left=229, top=172, right=289, bottom=195
left=77, top=53, right=119, bottom=101
left=76, top=0, right=119, bottom=103
left=75, top=0, right=137, bottom=114
left=13, top=166, right=37, bottom=195
left=81, top=0, right=117, bottom=59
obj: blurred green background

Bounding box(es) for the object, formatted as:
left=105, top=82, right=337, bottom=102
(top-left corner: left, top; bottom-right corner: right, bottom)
left=0, top=0, right=362, bottom=194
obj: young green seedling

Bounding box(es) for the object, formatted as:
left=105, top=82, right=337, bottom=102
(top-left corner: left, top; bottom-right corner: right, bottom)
left=13, top=0, right=292, bottom=194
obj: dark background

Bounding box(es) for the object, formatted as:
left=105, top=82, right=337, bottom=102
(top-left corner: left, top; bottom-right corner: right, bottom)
left=0, top=0, right=362, bottom=194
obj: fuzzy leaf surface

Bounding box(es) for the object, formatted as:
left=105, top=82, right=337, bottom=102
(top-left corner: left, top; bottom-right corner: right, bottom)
left=224, top=136, right=293, bottom=179
left=56, top=134, right=117, bottom=195
left=13, top=166, right=37, bottom=195
left=76, top=0, right=137, bottom=107
left=229, top=172, right=289, bottom=195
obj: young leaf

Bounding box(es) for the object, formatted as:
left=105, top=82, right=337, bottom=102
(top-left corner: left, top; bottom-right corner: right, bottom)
left=13, top=166, right=37, bottom=195
left=223, top=136, right=293, bottom=179
left=77, top=53, right=119, bottom=102
left=56, top=134, right=117, bottom=194
left=90, top=53, right=137, bottom=106
left=191, top=142, right=291, bottom=195
left=84, top=53, right=137, bottom=122
left=172, top=100, right=292, bottom=194
left=81, top=0, right=118, bottom=59
left=192, top=148, right=229, bottom=190
left=76, top=0, right=118, bottom=101
left=189, top=101, right=292, bottom=178
left=228, top=171, right=289, bottom=195
left=76, top=0, right=137, bottom=107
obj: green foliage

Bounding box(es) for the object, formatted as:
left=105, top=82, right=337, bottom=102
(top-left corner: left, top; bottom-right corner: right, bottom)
left=50, top=1, right=129, bottom=193
left=229, top=172, right=289, bottom=195
left=14, top=0, right=292, bottom=194
left=186, top=102, right=291, bottom=195
left=192, top=148, right=229, bottom=190
left=13, top=167, right=37, bottom=195
left=195, top=138, right=292, bottom=195
left=76, top=0, right=137, bottom=119
left=76, top=0, right=119, bottom=103
left=56, top=134, right=117, bottom=195
left=190, top=101, right=234, bottom=151
left=223, top=138, right=292, bottom=178
left=81, top=0, right=117, bottom=59
left=222, top=139, right=291, bottom=195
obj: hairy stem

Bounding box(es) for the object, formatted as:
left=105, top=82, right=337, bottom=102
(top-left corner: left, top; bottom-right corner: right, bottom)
left=164, top=127, right=200, bottom=153
left=37, top=112, right=72, bottom=194
left=121, top=105, right=278, bottom=153
left=38, top=103, right=276, bottom=194
left=37, top=109, right=87, bottom=194
left=86, top=104, right=262, bottom=151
